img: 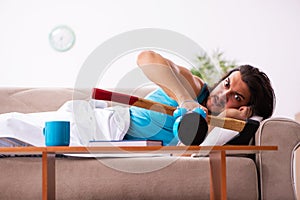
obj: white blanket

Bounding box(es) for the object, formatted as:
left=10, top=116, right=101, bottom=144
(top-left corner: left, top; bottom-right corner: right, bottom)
left=0, top=100, right=130, bottom=147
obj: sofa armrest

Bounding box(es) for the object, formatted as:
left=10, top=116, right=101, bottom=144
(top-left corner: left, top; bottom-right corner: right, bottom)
left=255, top=117, right=300, bottom=200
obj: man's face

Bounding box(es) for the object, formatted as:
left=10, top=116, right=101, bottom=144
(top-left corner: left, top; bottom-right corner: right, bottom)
left=206, top=71, right=251, bottom=114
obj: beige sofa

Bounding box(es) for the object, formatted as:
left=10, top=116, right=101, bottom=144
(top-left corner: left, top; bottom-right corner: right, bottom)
left=0, top=87, right=299, bottom=200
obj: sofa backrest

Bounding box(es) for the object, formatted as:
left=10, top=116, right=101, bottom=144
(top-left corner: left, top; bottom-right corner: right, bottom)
left=0, top=87, right=78, bottom=114
left=0, top=87, right=156, bottom=114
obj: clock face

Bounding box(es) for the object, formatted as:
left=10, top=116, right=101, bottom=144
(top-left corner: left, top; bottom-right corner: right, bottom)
left=49, top=25, right=76, bottom=52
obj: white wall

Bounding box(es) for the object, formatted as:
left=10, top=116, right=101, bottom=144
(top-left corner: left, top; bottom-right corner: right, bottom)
left=1, top=0, right=300, bottom=119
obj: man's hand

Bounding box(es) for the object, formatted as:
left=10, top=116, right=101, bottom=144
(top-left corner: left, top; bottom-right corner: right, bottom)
left=179, top=100, right=208, bottom=120
left=224, top=106, right=253, bottom=120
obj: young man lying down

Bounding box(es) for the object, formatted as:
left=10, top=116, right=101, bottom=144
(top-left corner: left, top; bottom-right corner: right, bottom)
left=0, top=51, right=275, bottom=147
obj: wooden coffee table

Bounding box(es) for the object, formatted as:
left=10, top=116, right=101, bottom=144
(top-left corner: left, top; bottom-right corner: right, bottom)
left=0, top=145, right=277, bottom=200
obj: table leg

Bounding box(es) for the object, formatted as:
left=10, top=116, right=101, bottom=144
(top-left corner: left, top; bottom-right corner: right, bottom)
left=42, top=152, right=56, bottom=200
left=209, top=150, right=226, bottom=200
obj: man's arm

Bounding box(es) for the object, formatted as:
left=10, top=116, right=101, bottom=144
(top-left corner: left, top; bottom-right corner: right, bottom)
left=137, top=51, right=207, bottom=112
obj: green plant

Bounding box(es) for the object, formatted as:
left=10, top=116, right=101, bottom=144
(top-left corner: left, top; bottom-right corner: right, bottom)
left=191, top=50, right=237, bottom=86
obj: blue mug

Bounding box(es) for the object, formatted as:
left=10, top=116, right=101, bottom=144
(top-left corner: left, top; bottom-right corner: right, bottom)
left=43, top=121, right=70, bottom=146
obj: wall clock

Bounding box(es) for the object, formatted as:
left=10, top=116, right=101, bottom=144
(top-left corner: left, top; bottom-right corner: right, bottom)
left=49, top=25, right=76, bottom=52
